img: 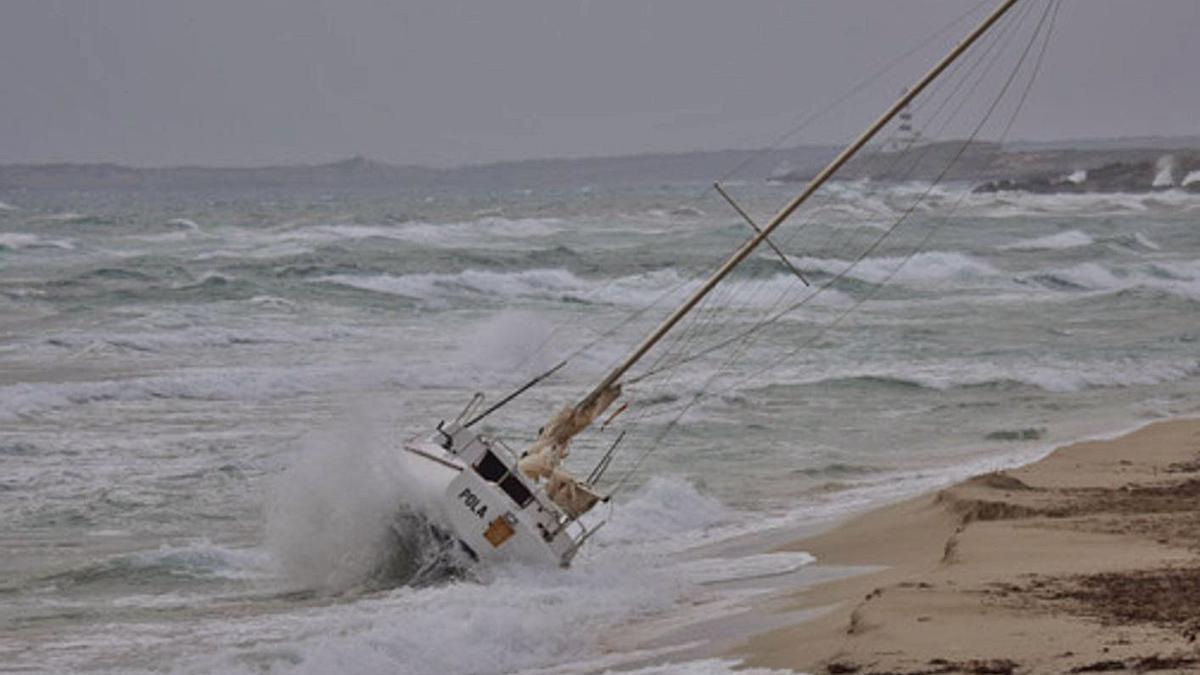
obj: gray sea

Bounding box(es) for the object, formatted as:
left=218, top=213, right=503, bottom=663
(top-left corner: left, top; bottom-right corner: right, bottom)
left=2, top=178, right=1199, bottom=673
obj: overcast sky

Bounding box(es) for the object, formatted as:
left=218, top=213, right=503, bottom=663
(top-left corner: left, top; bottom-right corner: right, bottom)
left=2, top=0, right=1197, bottom=167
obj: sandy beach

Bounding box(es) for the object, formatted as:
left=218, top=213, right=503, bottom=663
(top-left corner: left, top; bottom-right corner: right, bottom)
left=735, top=418, right=1200, bottom=675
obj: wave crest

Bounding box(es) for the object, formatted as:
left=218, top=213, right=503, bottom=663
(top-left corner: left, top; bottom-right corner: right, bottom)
left=999, top=229, right=1094, bottom=251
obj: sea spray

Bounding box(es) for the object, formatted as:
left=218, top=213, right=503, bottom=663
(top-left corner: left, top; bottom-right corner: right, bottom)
left=1153, top=155, right=1178, bottom=188
left=456, top=310, right=559, bottom=377
left=264, top=405, right=456, bottom=592
left=224, top=477, right=728, bottom=675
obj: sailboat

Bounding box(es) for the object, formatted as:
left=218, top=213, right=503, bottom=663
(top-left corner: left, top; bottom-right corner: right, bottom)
left=401, top=0, right=1026, bottom=567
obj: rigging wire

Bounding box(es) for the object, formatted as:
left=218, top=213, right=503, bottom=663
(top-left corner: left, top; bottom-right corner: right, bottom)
left=455, top=0, right=1057, bottom=489
left=692, top=6, right=1030, bottom=392
left=628, top=0, right=1036, bottom=391
left=657, top=0, right=1037, bottom=390
left=487, top=0, right=996, bottom=396
left=712, top=0, right=1057, bottom=400
left=606, top=0, right=1060, bottom=496
left=675, top=0, right=1053, bottom=407
left=693, top=0, right=1039, bottom=390
left=605, top=1, right=1034, bottom=458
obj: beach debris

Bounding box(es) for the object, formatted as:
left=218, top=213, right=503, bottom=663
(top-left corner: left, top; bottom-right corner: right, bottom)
left=1015, top=566, right=1200, bottom=641
left=1068, top=660, right=1125, bottom=672
left=1129, top=654, right=1200, bottom=672
left=959, top=660, right=1018, bottom=675
left=821, top=657, right=1020, bottom=674
left=1071, top=653, right=1200, bottom=673
left=1165, top=457, right=1200, bottom=474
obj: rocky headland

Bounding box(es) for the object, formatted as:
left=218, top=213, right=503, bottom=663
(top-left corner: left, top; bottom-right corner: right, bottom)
left=773, top=139, right=1200, bottom=194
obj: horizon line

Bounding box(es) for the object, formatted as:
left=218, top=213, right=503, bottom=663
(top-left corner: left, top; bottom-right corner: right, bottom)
left=3, top=133, right=1200, bottom=173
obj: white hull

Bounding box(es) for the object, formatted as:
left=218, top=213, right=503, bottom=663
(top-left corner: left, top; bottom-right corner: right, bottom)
left=403, top=421, right=602, bottom=568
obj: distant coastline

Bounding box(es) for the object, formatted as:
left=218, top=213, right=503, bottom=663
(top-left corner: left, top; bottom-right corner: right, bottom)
left=776, top=139, right=1200, bottom=193
left=0, top=147, right=838, bottom=194
left=3, top=135, right=1200, bottom=194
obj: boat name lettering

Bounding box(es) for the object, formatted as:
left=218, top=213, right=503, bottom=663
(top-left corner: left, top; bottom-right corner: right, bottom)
left=457, top=488, right=488, bottom=519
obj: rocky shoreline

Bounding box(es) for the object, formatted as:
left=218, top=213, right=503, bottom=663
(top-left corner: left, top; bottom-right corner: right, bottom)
left=973, top=153, right=1200, bottom=194
left=774, top=140, right=1200, bottom=194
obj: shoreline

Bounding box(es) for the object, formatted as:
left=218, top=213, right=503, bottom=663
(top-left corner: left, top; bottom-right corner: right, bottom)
left=731, top=417, right=1200, bottom=674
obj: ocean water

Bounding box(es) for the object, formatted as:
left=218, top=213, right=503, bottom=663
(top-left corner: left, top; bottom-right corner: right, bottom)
left=2, top=179, right=1199, bottom=673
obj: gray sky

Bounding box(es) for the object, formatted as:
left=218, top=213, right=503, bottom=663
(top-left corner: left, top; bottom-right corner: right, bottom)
left=2, top=0, right=1198, bottom=167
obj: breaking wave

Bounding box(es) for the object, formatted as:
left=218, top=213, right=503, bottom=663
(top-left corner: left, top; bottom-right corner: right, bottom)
left=1024, top=260, right=1200, bottom=300
left=199, top=461, right=746, bottom=674
left=1153, top=155, right=1178, bottom=188
left=809, top=180, right=1200, bottom=219
left=792, top=251, right=998, bottom=285
left=999, top=229, right=1094, bottom=251
left=597, top=475, right=734, bottom=548
left=319, top=268, right=596, bottom=305
left=0, top=232, right=75, bottom=251
left=37, top=542, right=272, bottom=591
left=318, top=267, right=847, bottom=309
left=278, top=216, right=565, bottom=249
left=265, top=412, right=468, bottom=592
left=1026, top=262, right=1122, bottom=291
left=38, top=324, right=359, bottom=354
left=38, top=212, right=90, bottom=222
left=803, top=358, right=1200, bottom=394
left=1101, top=232, right=1160, bottom=251
left=959, top=187, right=1200, bottom=216
left=167, top=218, right=201, bottom=230
left=0, top=367, right=340, bottom=421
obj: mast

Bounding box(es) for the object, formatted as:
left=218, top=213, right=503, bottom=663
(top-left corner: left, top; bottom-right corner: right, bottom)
left=577, top=0, right=1020, bottom=411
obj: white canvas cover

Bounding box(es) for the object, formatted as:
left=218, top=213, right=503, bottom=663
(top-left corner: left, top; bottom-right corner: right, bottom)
left=517, top=383, right=620, bottom=517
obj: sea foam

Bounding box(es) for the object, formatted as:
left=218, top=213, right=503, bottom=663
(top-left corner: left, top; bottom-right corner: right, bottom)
left=1000, top=229, right=1094, bottom=251
left=318, top=268, right=843, bottom=310
left=0, top=367, right=341, bottom=421
left=1028, top=260, right=1200, bottom=301
left=0, top=232, right=75, bottom=251
left=291, top=216, right=564, bottom=248
left=798, top=356, right=1200, bottom=394
left=792, top=251, right=998, bottom=285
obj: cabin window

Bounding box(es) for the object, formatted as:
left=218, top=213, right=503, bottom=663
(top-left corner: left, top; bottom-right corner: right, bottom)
left=474, top=451, right=534, bottom=508
left=499, top=474, right=533, bottom=508
left=475, top=451, right=507, bottom=482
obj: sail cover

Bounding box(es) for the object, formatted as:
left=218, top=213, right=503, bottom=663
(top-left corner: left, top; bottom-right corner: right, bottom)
left=518, top=383, right=620, bottom=517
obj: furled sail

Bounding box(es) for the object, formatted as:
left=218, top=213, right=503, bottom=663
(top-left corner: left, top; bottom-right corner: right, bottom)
left=518, top=383, right=621, bottom=518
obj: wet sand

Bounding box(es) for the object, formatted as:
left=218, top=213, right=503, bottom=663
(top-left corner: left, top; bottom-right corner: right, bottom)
left=735, top=418, right=1200, bottom=674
